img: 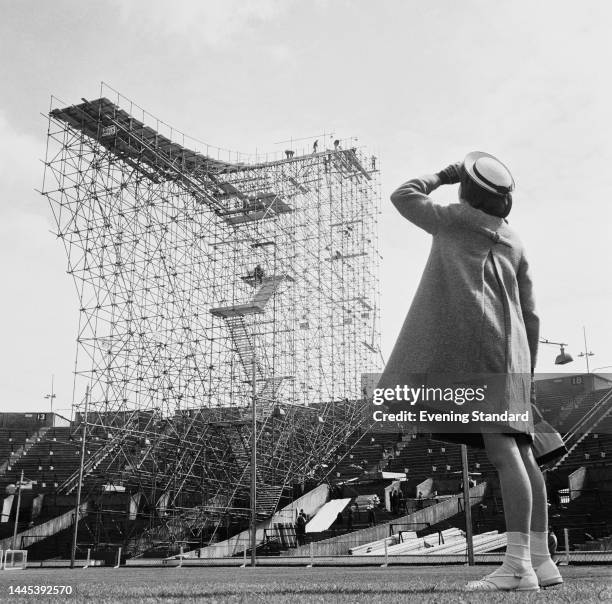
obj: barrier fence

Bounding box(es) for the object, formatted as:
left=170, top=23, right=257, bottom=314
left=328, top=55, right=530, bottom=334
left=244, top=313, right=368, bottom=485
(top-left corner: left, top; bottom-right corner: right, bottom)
left=154, top=520, right=612, bottom=566
left=3, top=529, right=612, bottom=568
left=556, top=525, right=612, bottom=563
left=3, top=517, right=611, bottom=567
left=1, top=550, right=28, bottom=570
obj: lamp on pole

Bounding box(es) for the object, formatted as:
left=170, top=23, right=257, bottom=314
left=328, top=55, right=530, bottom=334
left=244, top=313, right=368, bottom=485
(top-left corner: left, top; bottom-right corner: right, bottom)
left=577, top=327, right=594, bottom=374
left=539, top=339, right=573, bottom=365
left=44, top=375, right=56, bottom=413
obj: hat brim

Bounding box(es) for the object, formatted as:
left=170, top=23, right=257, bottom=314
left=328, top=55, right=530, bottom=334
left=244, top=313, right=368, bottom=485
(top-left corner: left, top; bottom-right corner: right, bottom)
left=464, top=151, right=515, bottom=195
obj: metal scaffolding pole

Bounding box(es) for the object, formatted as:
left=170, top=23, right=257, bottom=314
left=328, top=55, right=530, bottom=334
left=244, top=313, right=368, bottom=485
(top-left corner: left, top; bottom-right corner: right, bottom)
left=250, top=353, right=257, bottom=567
left=71, top=385, right=89, bottom=569
left=461, top=444, right=475, bottom=565
left=11, top=470, right=25, bottom=551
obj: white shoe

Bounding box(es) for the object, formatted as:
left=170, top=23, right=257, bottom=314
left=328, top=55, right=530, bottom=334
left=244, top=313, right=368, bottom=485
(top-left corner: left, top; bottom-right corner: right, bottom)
left=534, top=558, right=563, bottom=587
left=465, top=568, right=540, bottom=592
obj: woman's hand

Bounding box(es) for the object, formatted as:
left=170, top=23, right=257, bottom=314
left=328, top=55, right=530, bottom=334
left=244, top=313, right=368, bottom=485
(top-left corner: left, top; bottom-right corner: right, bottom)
left=436, top=161, right=464, bottom=185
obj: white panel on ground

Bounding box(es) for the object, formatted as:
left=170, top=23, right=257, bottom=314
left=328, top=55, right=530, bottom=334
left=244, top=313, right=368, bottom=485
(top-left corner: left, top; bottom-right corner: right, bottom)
left=1, top=495, right=14, bottom=523
left=381, top=472, right=406, bottom=480
left=353, top=529, right=508, bottom=559
left=305, top=498, right=351, bottom=533
left=473, top=532, right=507, bottom=553
left=350, top=534, right=399, bottom=555
left=423, top=535, right=466, bottom=554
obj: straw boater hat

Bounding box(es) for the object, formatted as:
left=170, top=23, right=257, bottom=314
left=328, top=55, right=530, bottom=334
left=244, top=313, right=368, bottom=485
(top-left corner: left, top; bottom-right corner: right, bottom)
left=463, top=151, right=515, bottom=195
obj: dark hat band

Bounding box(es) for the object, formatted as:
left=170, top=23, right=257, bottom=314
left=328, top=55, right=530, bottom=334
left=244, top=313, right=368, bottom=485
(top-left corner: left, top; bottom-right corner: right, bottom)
left=472, top=163, right=514, bottom=195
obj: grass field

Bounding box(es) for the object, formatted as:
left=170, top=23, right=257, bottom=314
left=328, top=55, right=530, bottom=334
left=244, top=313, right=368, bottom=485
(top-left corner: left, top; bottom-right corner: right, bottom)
left=0, top=565, right=610, bottom=603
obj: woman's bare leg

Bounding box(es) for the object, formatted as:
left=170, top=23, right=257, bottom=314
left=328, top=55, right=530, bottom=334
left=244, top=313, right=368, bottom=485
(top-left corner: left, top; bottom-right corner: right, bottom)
left=516, top=437, right=548, bottom=532
left=466, top=433, right=539, bottom=590
left=483, top=433, right=532, bottom=534
left=516, top=437, right=561, bottom=586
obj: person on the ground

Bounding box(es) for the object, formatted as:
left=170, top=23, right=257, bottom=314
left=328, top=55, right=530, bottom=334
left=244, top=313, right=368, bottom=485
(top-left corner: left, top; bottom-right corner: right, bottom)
left=295, top=510, right=306, bottom=546
left=367, top=504, right=376, bottom=527
left=379, top=153, right=562, bottom=592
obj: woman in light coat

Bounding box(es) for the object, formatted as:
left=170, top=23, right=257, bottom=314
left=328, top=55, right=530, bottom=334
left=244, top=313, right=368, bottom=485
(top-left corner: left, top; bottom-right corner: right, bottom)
left=381, top=152, right=562, bottom=591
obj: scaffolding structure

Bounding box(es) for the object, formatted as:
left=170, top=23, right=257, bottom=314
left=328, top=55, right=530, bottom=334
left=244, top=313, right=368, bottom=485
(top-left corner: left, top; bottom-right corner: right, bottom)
left=41, top=84, right=381, bottom=548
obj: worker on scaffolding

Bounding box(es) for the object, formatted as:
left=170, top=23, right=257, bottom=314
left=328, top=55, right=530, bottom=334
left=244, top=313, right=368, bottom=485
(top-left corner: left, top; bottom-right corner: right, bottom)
left=253, top=264, right=264, bottom=285
left=312, top=139, right=319, bottom=154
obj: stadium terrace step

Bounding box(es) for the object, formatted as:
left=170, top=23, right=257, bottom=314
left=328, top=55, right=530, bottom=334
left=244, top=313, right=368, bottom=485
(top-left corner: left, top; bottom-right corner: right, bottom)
left=0, top=427, right=102, bottom=495
left=331, top=430, right=495, bottom=484
left=0, top=426, right=51, bottom=477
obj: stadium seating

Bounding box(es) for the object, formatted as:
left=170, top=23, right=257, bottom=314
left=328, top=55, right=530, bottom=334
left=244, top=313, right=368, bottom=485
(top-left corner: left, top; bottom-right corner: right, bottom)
left=0, top=427, right=93, bottom=495
left=2, top=387, right=609, bottom=562
left=558, top=389, right=611, bottom=434
left=553, top=410, right=612, bottom=473
left=0, top=428, right=31, bottom=470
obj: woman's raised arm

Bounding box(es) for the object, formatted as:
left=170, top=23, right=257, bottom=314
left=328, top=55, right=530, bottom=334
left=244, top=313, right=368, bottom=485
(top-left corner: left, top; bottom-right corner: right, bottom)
left=390, top=174, right=446, bottom=235
left=390, top=163, right=462, bottom=235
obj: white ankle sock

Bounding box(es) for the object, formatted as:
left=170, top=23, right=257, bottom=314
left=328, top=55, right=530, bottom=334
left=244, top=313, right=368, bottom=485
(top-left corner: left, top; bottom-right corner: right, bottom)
left=530, top=530, right=552, bottom=567
left=494, top=531, right=531, bottom=575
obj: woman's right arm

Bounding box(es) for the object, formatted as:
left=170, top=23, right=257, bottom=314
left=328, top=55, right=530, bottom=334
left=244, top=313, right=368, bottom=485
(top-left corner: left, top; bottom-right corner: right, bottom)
left=390, top=163, right=462, bottom=235
left=390, top=174, right=446, bottom=235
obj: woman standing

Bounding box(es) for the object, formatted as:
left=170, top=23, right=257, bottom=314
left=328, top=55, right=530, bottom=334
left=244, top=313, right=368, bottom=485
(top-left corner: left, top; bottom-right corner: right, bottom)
left=379, top=152, right=562, bottom=591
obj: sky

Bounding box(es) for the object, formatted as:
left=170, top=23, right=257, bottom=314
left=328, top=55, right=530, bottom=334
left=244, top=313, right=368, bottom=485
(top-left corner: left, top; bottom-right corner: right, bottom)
left=0, top=0, right=611, bottom=416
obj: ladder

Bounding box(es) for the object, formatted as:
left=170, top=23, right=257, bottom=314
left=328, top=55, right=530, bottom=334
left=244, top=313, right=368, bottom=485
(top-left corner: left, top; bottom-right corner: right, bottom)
left=224, top=316, right=264, bottom=382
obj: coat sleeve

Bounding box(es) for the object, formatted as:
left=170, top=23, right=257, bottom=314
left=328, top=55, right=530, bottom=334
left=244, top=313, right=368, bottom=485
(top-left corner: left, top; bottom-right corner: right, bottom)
left=517, top=253, right=540, bottom=370
left=390, top=175, right=449, bottom=235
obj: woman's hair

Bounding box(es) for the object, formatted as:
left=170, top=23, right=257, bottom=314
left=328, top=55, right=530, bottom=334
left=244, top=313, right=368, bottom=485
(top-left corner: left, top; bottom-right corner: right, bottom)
left=460, top=174, right=512, bottom=218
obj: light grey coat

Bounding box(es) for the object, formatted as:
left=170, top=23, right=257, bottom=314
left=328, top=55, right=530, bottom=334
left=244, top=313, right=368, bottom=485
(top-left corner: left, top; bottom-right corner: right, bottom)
left=378, top=175, right=540, bottom=445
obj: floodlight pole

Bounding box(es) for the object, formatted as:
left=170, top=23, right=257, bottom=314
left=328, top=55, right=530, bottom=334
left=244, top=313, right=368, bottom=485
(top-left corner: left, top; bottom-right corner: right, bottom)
left=11, top=469, right=25, bottom=550
left=250, top=354, right=257, bottom=567
left=578, top=326, right=594, bottom=374
left=71, top=385, right=89, bottom=569
left=44, top=374, right=56, bottom=414
left=461, top=444, right=475, bottom=565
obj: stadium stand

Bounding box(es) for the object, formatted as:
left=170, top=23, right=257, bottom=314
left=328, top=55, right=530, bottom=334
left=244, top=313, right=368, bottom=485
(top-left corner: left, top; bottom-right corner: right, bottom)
left=2, top=376, right=610, bottom=563
left=556, top=418, right=612, bottom=473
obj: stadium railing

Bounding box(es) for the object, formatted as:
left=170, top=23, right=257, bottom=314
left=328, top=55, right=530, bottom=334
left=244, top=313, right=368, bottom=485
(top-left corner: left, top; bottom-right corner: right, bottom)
left=557, top=525, right=612, bottom=564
